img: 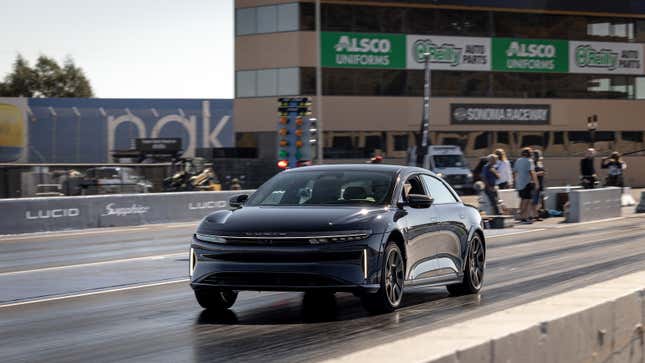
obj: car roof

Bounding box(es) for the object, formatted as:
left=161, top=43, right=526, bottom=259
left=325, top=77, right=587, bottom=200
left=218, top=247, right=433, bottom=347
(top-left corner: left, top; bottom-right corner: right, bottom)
left=284, top=164, right=434, bottom=176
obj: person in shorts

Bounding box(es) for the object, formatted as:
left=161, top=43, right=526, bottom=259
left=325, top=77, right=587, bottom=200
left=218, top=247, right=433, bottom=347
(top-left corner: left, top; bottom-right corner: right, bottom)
left=513, top=148, right=539, bottom=223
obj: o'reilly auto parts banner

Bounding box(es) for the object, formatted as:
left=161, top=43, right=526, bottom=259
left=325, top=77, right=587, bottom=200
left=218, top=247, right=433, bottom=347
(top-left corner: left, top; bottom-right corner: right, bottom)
left=321, top=32, right=406, bottom=68
left=569, top=41, right=644, bottom=74
left=451, top=104, right=550, bottom=125
left=492, top=38, right=568, bottom=73
left=406, top=35, right=491, bottom=71
left=320, top=32, right=644, bottom=75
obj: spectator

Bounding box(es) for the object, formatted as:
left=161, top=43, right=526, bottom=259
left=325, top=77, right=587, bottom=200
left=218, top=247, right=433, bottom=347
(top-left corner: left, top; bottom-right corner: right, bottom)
left=494, top=148, right=513, bottom=189
left=580, top=148, right=597, bottom=189
left=481, top=154, right=501, bottom=215
left=513, top=147, right=539, bottom=224
left=601, top=151, right=627, bottom=188
left=532, top=150, right=546, bottom=221
left=230, top=178, right=242, bottom=190
left=472, top=156, right=488, bottom=183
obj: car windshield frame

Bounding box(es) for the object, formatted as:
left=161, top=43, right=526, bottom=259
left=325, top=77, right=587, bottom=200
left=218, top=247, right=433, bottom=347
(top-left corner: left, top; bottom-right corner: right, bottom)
left=245, top=169, right=397, bottom=207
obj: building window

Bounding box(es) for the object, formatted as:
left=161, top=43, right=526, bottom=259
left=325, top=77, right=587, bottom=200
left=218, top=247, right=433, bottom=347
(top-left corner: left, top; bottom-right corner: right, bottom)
left=236, top=3, right=304, bottom=35
left=236, top=67, right=309, bottom=98
left=236, top=71, right=257, bottom=97
left=622, top=131, right=643, bottom=143
left=236, top=7, right=257, bottom=35
left=393, top=134, right=409, bottom=151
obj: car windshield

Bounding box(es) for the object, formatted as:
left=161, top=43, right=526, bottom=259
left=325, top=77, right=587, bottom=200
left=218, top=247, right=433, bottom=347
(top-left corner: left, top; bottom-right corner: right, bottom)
left=433, top=155, right=466, bottom=168
left=246, top=170, right=394, bottom=206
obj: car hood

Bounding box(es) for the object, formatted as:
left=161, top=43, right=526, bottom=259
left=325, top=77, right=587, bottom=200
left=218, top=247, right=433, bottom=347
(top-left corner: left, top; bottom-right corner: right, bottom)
left=198, top=206, right=390, bottom=235
left=435, top=167, right=470, bottom=176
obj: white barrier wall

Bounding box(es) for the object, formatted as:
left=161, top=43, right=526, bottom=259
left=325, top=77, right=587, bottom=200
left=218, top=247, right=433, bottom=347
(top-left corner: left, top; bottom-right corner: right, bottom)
left=326, top=270, right=645, bottom=363
left=0, top=190, right=255, bottom=235
left=567, top=187, right=622, bottom=223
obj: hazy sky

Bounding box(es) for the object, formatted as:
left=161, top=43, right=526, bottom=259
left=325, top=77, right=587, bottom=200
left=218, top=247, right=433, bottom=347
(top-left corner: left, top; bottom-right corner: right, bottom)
left=0, top=0, right=234, bottom=98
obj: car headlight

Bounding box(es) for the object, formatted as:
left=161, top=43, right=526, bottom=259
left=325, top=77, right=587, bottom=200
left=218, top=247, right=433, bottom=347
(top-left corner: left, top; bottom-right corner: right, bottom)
left=436, top=173, right=444, bottom=178
left=195, top=233, right=226, bottom=243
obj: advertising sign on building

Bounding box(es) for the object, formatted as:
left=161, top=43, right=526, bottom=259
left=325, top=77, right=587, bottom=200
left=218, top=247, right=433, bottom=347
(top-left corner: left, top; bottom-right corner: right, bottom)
left=569, top=41, right=644, bottom=74
left=321, top=32, right=406, bottom=69
left=451, top=104, right=550, bottom=125
left=0, top=98, right=233, bottom=163
left=492, top=38, right=568, bottom=73
left=406, top=35, right=491, bottom=71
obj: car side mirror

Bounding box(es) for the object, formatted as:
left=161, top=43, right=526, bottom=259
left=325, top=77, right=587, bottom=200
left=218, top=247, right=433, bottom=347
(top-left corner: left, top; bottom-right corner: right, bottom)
left=229, top=194, right=248, bottom=208
left=407, top=194, right=434, bottom=208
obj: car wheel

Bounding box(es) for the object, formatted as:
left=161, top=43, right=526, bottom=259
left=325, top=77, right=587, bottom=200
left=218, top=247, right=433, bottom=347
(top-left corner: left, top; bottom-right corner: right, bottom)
left=447, top=234, right=485, bottom=296
left=194, top=288, right=238, bottom=310
left=361, top=242, right=405, bottom=314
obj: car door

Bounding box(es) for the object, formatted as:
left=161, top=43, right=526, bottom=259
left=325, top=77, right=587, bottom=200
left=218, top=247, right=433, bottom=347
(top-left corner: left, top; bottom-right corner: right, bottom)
left=420, top=174, right=468, bottom=275
left=399, top=174, right=442, bottom=281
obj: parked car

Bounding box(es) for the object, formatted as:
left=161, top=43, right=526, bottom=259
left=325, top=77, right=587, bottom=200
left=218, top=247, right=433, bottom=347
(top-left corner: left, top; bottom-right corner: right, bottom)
left=80, top=167, right=152, bottom=195
left=189, top=164, right=485, bottom=313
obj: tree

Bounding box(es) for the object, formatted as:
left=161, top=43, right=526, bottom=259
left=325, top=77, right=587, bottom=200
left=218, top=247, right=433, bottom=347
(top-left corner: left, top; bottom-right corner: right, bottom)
left=0, top=54, right=94, bottom=97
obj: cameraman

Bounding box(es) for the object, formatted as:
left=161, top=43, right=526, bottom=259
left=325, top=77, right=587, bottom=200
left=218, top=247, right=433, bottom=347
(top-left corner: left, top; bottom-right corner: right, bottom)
left=601, top=151, right=627, bottom=188
left=580, top=148, right=597, bottom=189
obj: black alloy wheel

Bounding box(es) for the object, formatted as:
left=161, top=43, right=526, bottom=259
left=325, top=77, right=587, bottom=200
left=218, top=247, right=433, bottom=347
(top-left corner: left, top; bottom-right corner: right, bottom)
left=361, top=242, right=404, bottom=313
left=447, top=234, right=485, bottom=296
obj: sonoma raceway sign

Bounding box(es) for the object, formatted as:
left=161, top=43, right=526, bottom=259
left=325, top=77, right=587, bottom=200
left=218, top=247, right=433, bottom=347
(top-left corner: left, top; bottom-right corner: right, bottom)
left=451, top=104, right=550, bottom=125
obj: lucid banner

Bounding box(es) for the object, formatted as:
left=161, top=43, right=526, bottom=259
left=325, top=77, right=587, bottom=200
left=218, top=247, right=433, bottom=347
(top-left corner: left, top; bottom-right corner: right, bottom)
left=569, top=41, right=644, bottom=74
left=406, top=35, right=491, bottom=71
left=0, top=190, right=253, bottom=234
left=451, top=104, right=550, bottom=125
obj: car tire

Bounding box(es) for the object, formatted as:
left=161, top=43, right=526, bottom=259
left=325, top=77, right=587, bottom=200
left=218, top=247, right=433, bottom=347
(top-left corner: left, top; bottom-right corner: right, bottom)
left=194, top=288, right=238, bottom=310
left=361, top=242, right=405, bottom=314
left=447, top=234, right=485, bottom=296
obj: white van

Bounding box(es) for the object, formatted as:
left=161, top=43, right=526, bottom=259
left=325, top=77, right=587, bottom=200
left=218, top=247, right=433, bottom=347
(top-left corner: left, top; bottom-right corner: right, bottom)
left=421, top=146, right=473, bottom=193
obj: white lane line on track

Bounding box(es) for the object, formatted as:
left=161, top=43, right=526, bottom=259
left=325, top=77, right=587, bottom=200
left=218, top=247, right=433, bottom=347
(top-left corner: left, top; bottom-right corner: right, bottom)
left=0, top=222, right=199, bottom=241
left=486, top=229, right=546, bottom=238
left=0, top=278, right=190, bottom=309
left=0, top=252, right=186, bottom=276
left=0, top=227, right=151, bottom=241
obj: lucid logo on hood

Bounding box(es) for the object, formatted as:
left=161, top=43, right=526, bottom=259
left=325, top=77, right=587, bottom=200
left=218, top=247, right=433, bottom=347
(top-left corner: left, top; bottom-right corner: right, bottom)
left=26, top=208, right=80, bottom=220
left=102, top=203, right=150, bottom=217
left=188, top=201, right=227, bottom=210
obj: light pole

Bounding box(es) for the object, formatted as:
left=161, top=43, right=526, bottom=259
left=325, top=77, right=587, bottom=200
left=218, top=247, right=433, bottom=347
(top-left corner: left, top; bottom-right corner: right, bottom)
left=416, top=51, right=431, bottom=167
left=587, top=114, right=598, bottom=148
left=315, top=0, right=324, bottom=164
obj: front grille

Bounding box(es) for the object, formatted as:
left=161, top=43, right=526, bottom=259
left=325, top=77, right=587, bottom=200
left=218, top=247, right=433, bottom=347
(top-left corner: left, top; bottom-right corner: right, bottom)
left=201, top=272, right=341, bottom=287
left=445, top=174, right=467, bottom=185
left=204, top=250, right=363, bottom=263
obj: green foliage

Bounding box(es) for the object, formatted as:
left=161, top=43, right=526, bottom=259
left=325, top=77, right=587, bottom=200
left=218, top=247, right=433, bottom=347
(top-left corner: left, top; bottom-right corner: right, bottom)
left=0, top=54, right=94, bottom=97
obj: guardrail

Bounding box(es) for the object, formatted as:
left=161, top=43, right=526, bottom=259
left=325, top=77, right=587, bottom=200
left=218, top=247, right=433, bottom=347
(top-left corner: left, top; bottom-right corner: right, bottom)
left=0, top=190, right=254, bottom=235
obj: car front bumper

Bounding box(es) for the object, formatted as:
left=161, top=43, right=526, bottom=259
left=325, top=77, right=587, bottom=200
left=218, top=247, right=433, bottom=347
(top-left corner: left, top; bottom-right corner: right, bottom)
left=189, top=233, right=385, bottom=293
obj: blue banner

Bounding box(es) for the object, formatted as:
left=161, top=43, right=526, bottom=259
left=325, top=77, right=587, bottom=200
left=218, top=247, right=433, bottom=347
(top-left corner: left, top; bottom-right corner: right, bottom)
left=0, top=98, right=233, bottom=163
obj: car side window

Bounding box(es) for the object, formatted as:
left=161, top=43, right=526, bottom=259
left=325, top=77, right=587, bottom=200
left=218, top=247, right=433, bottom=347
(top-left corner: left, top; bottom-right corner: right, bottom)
left=401, top=175, right=427, bottom=201
left=420, top=175, right=459, bottom=204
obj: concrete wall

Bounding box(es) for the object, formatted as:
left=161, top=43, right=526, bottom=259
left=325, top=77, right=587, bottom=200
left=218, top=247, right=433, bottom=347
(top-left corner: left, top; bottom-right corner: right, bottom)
left=327, top=270, right=645, bottom=363
left=0, top=190, right=254, bottom=235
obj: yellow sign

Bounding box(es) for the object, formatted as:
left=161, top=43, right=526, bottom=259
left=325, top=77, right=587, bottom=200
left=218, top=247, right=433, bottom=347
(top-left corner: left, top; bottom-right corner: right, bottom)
left=0, top=103, right=25, bottom=162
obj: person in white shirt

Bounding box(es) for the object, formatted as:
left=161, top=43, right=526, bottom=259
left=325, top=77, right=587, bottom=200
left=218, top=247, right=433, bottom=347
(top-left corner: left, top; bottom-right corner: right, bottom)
left=494, top=148, right=513, bottom=189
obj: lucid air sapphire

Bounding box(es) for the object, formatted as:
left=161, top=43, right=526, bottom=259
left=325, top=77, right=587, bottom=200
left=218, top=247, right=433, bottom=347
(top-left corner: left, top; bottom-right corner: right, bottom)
left=189, top=165, right=485, bottom=313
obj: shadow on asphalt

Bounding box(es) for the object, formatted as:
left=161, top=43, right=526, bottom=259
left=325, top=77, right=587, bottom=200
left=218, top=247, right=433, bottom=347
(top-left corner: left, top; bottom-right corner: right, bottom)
left=195, top=288, right=455, bottom=326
